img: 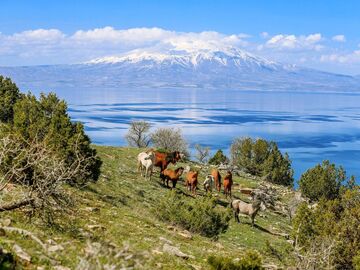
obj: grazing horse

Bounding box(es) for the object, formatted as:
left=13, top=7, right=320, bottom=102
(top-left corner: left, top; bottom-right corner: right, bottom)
left=137, top=151, right=156, bottom=180
left=161, top=167, right=184, bottom=188
left=185, top=171, right=199, bottom=195
left=203, top=175, right=215, bottom=193
left=231, top=197, right=264, bottom=227
left=211, top=169, right=222, bottom=192
left=223, top=171, right=233, bottom=198
left=153, top=151, right=182, bottom=173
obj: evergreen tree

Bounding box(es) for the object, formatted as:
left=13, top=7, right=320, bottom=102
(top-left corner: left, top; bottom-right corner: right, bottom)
left=231, top=137, right=294, bottom=186
left=299, top=160, right=345, bottom=201
left=0, top=76, right=21, bottom=123
left=208, top=149, right=229, bottom=165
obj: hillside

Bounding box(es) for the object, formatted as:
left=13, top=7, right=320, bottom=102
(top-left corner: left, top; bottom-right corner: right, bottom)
left=0, top=146, right=296, bottom=269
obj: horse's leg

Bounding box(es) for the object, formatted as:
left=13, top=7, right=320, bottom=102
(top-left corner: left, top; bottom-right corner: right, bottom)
left=234, top=211, right=240, bottom=223
left=149, top=166, right=153, bottom=180
left=138, top=161, right=142, bottom=176
left=145, top=166, right=149, bottom=180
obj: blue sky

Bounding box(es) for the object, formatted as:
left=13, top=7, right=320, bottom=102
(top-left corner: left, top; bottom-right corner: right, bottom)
left=1, top=0, right=360, bottom=74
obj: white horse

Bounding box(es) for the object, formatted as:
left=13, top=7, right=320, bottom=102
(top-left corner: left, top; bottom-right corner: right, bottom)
left=203, top=175, right=215, bottom=193
left=137, top=151, right=155, bottom=180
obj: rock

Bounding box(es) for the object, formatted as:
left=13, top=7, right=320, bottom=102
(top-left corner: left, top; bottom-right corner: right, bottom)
left=84, top=207, right=100, bottom=213
left=13, top=244, right=31, bottom=263
left=167, top=225, right=176, bottom=231
left=86, top=224, right=106, bottom=231
left=46, top=239, right=57, bottom=245
left=159, top=237, right=173, bottom=245
left=189, top=264, right=203, bottom=270
left=53, top=266, right=71, bottom=270
left=162, top=243, right=194, bottom=260
left=287, top=239, right=295, bottom=245
left=177, top=230, right=192, bottom=240
left=48, top=244, right=64, bottom=253
left=215, top=242, right=224, bottom=249
left=152, top=249, right=164, bottom=255
left=2, top=218, right=12, bottom=226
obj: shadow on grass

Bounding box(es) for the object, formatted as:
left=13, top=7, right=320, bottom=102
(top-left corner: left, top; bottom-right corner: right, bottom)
left=81, top=185, right=129, bottom=206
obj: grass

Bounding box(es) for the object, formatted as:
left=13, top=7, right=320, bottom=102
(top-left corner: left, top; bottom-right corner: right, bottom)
left=0, top=146, right=295, bottom=269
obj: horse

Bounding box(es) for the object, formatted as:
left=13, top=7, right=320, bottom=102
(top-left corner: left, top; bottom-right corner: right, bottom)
left=137, top=151, right=156, bottom=180
left=203, top=175, right=215, bottom=193
left=211, top=169, right=222, bottom=192
left=231, top=194, right=266, bottom=227
left=161, top=167, right=184, bottom=188
left=223, top=171, right=233, bottom=198
left=153, top=150, right=182, bottom=173
left=185, top=171, right=199, bottom=195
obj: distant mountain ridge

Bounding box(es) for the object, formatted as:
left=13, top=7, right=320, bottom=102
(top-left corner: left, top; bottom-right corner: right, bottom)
left=0, top=46, right=359, bottom=91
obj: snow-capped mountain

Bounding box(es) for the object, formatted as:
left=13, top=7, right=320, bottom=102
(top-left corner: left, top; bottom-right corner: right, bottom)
left=86, top=47, right=281, bottom=69
left=0, top=46, right=359, bottom=91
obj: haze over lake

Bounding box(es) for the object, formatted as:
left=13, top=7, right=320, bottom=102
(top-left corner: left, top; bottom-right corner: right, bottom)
left=26, top=85, right=360, bottom=181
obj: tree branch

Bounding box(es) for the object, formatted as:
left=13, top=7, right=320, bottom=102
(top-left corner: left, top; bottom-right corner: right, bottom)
left=0, top=198, right=34, bottom=212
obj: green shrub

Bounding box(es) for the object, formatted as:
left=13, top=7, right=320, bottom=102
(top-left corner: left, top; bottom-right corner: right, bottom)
left=10, top=92, right=102, bottom=184
left=0, top=76, right=21, bottom=123
left=291, top=202, right=316, bottom=247
left=353, top=252, right=360, bottom=270
left=230, top=137, right=293, bottom=186
left=156, top=191, right=231, bottom=238
left=209, top=149, right=229, bottom=165
left=0, top=78, right=101, bottom=185
left=0, top=247, right=15, bottom=270
left=208, top=250, right=263, bottom=270
left=299, top=160, right=345, bottom=201
left=292, top=188, right=360, bottom=269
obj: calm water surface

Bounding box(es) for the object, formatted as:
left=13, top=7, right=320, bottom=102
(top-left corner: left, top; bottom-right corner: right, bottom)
left=31, top=87, right=360, bottom=181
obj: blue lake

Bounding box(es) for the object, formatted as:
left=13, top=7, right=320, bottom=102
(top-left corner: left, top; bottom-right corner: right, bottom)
left=30, top=86, right=360, bottom=181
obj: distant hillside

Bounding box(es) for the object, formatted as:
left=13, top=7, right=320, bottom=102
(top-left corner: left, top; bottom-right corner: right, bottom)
left=0, top=47, right=359, bottom=92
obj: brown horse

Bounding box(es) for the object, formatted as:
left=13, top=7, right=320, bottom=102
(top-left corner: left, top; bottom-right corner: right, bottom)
left=185, top=171, right=198, bottom=196
left=211, top=169, right=222, bottom=192
left=153, top=151, right=182, bottom=172
left=161, top=167, right=184, bottom=188
left=223, top=171, right=233, bottom=198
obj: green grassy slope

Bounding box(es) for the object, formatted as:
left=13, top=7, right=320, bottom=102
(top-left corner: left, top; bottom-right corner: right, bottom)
left=0, top=146, right=295, bottom=269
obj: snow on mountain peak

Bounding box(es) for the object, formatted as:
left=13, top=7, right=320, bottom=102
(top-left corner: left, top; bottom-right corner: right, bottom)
left=85, top=46, right=280, bottom=70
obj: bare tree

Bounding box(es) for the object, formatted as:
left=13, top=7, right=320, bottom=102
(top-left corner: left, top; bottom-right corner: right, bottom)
left=125, top=121, right=151, bottom=148
left=194, top=144, right=210, bottom=164
left=0, top=134, right=93, bottom=222
left=293, top=234, right=336, bottom=270
left=151, top=127, right=189, bottom=156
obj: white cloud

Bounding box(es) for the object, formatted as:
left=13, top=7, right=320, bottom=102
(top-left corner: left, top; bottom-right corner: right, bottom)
left=260, top=32, right=269, bottom=38
left=0, top=27, right=253, bottom=65
left=264, top=33, right=323, bottom=51
left=332, top=35, right=346, bottom=42
left=0, top=27, right=359, bottom=74
left=320, top=50, right=360, bottom=64
left=71, top=27, right=174, bottom=44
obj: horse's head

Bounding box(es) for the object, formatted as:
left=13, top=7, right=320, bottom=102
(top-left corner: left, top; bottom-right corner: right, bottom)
left=174, top=151, right=182, bottom=162
left=176, top=167, right=184, bottom=175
